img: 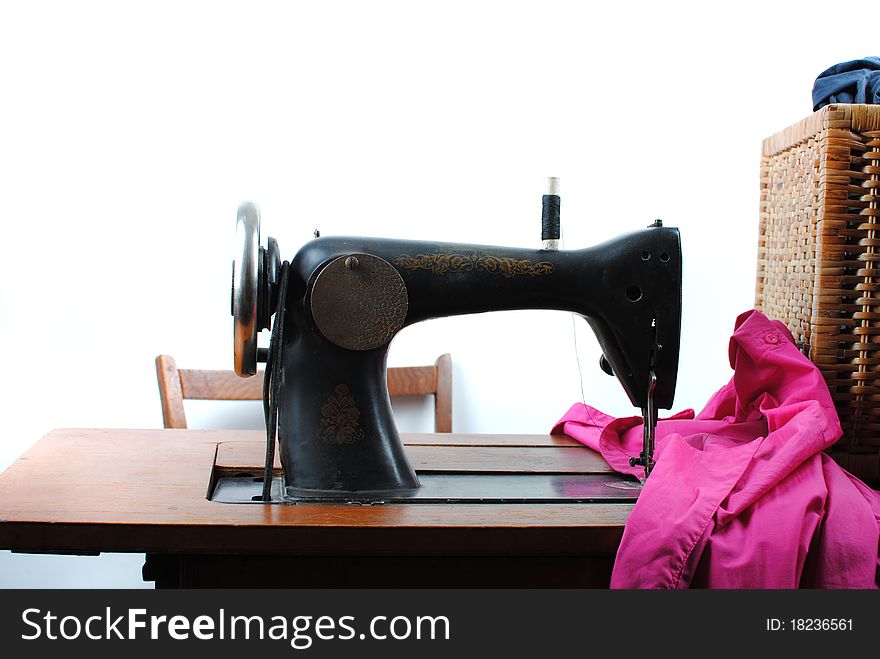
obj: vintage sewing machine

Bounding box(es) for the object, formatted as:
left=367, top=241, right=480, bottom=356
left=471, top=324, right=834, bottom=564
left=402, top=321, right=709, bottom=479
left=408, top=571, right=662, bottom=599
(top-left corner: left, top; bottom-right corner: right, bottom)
left=215, top=182, right=682, bottom=505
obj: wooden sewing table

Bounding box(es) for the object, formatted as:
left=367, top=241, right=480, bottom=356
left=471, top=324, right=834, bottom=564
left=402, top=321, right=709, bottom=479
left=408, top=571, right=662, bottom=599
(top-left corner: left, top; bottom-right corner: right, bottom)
left=0, top=429, right=633, bottom=588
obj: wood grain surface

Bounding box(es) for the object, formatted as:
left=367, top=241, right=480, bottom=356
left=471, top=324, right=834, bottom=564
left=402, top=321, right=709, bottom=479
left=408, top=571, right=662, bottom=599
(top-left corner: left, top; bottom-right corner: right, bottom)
left=0, top=429, right=631, bottom=557
left=214, top=440, right=614, bottom=473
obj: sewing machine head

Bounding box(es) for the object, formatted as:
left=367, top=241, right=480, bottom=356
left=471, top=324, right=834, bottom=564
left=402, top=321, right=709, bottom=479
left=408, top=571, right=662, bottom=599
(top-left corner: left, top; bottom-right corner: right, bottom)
left=231, top=187, right=681, bottom=500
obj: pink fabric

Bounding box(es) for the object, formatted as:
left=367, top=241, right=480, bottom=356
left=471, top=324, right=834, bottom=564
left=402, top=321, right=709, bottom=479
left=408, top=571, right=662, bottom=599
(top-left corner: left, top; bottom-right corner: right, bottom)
left=552, top=310, right=880, bottom=588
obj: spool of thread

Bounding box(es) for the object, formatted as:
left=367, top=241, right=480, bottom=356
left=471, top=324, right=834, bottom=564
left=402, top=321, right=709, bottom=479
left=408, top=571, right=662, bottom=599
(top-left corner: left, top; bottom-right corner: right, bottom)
left=542, top=177, right=560, bottom=250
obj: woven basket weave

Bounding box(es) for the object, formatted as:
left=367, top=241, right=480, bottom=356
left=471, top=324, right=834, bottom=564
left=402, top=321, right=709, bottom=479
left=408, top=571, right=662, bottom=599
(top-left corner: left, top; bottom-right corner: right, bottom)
left=756, top=104, right=880, bottom=482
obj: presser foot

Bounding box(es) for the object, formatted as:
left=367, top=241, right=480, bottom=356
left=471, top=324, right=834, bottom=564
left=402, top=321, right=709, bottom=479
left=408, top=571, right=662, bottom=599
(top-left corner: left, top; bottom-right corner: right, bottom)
left=628, top=451, right=654, bottom=485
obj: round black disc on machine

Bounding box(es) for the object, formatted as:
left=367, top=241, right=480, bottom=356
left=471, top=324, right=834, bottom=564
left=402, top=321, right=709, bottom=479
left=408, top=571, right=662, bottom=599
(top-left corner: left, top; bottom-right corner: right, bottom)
left=310, top=253, right=409, bottom=351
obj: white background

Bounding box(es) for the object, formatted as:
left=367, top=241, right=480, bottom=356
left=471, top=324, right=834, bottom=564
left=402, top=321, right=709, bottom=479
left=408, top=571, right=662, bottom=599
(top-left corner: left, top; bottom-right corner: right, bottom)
left=0, top=0, right=863, bottom=586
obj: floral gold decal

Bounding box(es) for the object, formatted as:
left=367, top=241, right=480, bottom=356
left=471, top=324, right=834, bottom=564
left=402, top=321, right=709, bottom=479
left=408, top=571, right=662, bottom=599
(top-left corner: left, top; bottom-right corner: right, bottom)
left=320, top=384, right=365, bottom=444
left=393, top=253, right=554, bottom=277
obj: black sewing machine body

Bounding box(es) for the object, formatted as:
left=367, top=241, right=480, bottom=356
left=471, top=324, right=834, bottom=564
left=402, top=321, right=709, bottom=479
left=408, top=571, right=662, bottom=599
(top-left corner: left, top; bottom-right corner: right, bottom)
left=272, top=229, right=681, bottom=497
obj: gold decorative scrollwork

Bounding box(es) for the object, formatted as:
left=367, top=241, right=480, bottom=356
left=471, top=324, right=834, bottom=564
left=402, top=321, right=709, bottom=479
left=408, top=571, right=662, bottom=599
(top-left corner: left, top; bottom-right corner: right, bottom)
left=394, top=253, right=554, bottom=277
left=319, top=384, right=365, bottom=444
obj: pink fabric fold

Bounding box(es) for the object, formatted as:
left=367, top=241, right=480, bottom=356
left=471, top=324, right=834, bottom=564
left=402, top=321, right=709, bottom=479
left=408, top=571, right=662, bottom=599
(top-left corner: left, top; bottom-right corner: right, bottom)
left=552, top=310, right=880, bottom=588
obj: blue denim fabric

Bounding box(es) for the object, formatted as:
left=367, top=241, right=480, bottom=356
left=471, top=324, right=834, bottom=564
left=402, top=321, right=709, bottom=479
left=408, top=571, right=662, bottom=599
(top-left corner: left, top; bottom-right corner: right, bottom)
left=812, top=56, right=880, bottom=111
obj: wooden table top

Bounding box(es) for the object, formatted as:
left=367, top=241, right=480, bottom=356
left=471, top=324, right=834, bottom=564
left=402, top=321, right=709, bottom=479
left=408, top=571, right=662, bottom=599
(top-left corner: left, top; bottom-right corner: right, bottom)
left=0, top=429, right=632, bottom=556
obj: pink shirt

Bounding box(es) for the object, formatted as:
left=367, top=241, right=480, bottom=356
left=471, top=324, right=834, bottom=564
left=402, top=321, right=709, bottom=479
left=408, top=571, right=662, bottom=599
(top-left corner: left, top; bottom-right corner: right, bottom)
left=553, top=310, right=880, bottom=588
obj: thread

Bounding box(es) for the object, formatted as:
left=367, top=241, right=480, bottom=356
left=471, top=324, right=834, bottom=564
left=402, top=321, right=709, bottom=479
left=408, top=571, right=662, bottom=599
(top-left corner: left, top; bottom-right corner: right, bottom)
left=542, top=194, right=561, bottom=241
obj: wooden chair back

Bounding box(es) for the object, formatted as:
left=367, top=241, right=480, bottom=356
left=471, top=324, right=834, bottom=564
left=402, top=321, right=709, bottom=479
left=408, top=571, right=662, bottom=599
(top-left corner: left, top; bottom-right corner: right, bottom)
left=156, top=353, right=452, bottom=432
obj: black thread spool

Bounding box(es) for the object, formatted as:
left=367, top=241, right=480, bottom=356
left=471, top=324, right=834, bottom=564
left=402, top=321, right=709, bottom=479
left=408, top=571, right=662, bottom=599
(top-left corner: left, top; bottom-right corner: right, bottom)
left=542, top=177, right=560, bottom=250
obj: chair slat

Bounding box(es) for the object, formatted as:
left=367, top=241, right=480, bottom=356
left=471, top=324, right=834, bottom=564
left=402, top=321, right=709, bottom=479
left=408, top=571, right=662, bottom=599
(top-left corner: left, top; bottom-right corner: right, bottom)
left=157, top=353, right=453, bottom=432
left=180, top=369, right=265, bottom=400
left=155, top=355, right=187, bottom=428
left=386, top=365, right=437, bottom=396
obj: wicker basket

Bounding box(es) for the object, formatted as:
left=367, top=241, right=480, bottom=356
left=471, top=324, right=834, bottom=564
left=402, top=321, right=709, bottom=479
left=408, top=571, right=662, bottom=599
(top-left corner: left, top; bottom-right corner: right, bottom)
left=756, top=104, right=880, bottom=482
